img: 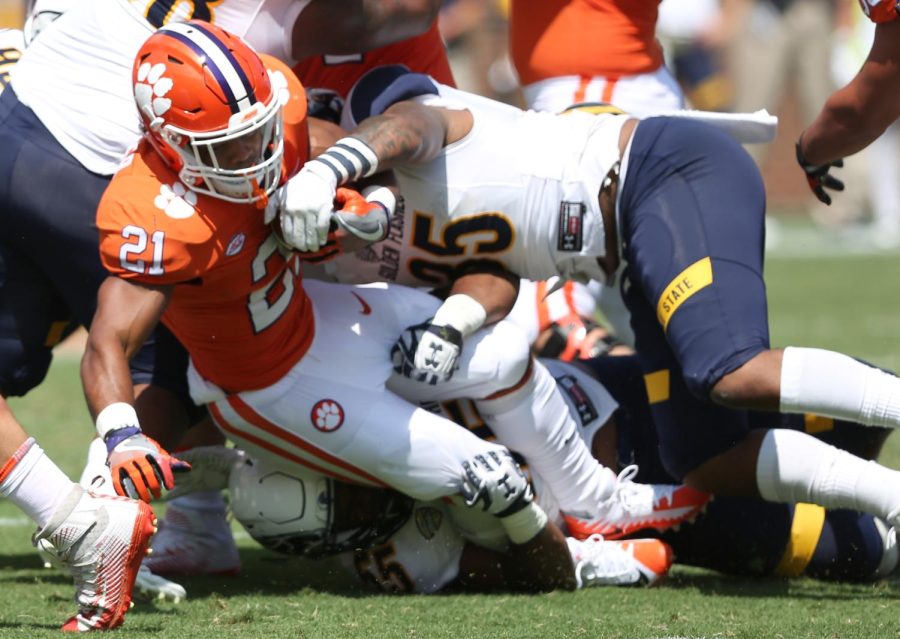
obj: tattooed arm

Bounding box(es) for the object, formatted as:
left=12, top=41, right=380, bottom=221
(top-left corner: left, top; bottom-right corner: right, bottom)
left=348, top=101, right=474, bottom=168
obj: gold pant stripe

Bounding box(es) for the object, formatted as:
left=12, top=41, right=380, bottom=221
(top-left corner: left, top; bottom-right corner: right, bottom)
left=774, top=503, right=826, bottom=577
left=643, top=370, right=670, bottom=404
left=44, top=321, right=70, bottom=348
left=656, top=257, right=713, bottom=331
left=803, top=414, right=834, bottom=434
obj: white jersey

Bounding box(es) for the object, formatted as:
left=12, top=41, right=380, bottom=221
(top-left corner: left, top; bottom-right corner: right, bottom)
left=325, top=84, right=629, bottom=287
left=0, top=29, right=25, bottom=95
left=11, top=0, right=308, bottom=175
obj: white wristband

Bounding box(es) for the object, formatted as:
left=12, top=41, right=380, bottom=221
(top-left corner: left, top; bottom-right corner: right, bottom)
left=362, top=185, right=397, bottom=218
left=432, top=294, right=487, bottom=337
left=500, top=502, right=549, bottom=545
left=312, top=137, right=379, bottom=186
left=95, top=402, right=140, bottom=440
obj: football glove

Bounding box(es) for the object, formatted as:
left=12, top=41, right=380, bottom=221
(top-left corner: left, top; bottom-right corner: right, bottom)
left=391, top=320, right=463, bottom=385
left=279, top=162, right=337, bottom=252
left=164, top=446, right=245, bottom=500
left=332, top=186, right=392, bottom=244
left=796, top=139, right=844, bottom=206
left=105, top=428, right=191, bottom=502
left=460, top=450, right=534, bottom=517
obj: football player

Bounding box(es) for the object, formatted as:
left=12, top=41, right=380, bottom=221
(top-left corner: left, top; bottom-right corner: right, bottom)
left=84, top=23, right=589, bottom=587
left=1, top=0, right=453, bottom=579
left=0, top=25, right=158, bottom=633
left=282, top=66, right=900, bottom=538
left=508, top=0, right=683, bottom=116
left=796, top=0, right=900, bottom=206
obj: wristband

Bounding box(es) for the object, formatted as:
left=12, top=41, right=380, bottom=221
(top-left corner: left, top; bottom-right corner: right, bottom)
left=95, top=402, right=140, bottom=440
left=499, top=501, right=549, bottom=545
left=311, top=137, right=379, bottom=186
left=432, top=294, right=488, bottom=337
left=362, top=185, right=398, bottom=218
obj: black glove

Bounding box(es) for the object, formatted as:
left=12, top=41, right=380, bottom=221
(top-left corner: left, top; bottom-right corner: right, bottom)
left=796, top=139, right=844, bottom=206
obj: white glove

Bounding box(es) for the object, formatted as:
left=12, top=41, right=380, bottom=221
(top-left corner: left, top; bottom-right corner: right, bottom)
left=412, top=323, right=463, bottom=383
left=279, top=163, right=337, bottom=252
left=460, top=450, right=534, bottom=517
left=164, top=446, right=245, bottom=500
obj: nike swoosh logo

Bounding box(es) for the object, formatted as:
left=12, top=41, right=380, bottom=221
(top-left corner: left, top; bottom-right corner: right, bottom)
left=335, top=214, right=386, bottom=242
left=351, top=291, right=372, bottom=315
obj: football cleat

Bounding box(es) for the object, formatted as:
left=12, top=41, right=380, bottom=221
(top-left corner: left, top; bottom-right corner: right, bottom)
left=568, top=534, right=674, bottom=588
left=133, top=564, right=187, bottom=603
left=143, top=500, right=240, bottom=576
left=32, top=485, right=156, bottom=632
left=873, top=519, right=899, bottom=579
left=563, top=465, right=711, bottom=540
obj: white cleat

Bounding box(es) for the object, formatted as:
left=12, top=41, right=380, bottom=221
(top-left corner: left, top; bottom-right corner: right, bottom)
left=32, top=485, right=156, bottom=632
left=873, top=519, right=899, bottom=579
left=568, top=533, right=674, bottom=588
left=144, top=501, right=240, bottom=576
left=134, top=564, right=187, bottom=603
left=564, top=465, right=710, bottom=540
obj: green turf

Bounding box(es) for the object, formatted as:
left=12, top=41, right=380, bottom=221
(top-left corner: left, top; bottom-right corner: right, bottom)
left=2, top=241, right=900, bottom=637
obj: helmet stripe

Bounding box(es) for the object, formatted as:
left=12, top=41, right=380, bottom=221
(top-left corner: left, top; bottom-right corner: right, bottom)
left=159, top=22, right=256, bottom=114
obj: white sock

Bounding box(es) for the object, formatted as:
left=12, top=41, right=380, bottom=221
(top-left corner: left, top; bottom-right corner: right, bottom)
left=780, top=347, right=900, bottom=428
left=756, top=429, right=900, bottom=526
left=476, top=359, right=617, bottom=517
left=79, top=437, right=115, bottom=496
left=0, top=438, right=75, bottom=528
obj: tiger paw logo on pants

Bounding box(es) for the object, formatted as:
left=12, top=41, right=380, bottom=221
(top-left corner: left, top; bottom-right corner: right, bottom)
left=311, top=399, right=345, bottom=432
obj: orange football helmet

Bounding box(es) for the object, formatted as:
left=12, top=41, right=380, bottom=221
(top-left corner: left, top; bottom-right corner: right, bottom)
left=132, top=20, right=288, bottom=204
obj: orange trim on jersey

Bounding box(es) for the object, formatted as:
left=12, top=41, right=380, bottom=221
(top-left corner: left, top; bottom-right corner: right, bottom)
left=483, top=359, right=534, bottom=401
left=222, top=396, right=388, bottom=488
left=536, top=281, right=552, bottom=332
left=0, top=437, right=35, bottom=486
left=601, top=77, right=619, bottom=104
left=573, top=76, right=591, bottom=104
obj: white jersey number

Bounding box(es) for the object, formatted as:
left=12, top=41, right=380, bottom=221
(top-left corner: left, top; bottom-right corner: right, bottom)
left=248, top=234, right=297, bottom=333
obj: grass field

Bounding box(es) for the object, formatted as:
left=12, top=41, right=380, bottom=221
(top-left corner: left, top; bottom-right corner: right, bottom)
left=2, top=222, right=900, bottom=638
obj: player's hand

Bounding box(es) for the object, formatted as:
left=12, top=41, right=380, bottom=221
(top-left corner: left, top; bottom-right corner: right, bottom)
left=460, top=450, right=534, bottom=517
left=796, top=139, right=844, bottom=205
left=332, top=187, right=391, bottom=244
left=105, top=430, right=191, bottom=502
left=279, top=164, right=337, bottom=252
left=165, top=446, right=244, bottom=500
left=391, top=320, right=463, bottom=385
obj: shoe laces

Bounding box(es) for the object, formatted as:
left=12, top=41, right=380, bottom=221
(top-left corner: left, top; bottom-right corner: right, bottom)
left=574, top=533, right=638, bottom=588
left=612, top=465, right=677, bottom=515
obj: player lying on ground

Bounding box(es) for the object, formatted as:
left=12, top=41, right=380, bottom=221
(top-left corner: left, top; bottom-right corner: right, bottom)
left=281, top=64, right=900, bottom=538
left=172, top=446, right=674, bottom=593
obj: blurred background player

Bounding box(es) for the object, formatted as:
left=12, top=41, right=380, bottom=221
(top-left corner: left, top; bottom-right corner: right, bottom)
left=508, top=0, right=683, bottom=116
left=796, top=0, right=900, bottom=236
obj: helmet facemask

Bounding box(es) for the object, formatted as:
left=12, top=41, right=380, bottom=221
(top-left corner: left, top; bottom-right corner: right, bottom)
left=157, top=69, right=289, bottom=204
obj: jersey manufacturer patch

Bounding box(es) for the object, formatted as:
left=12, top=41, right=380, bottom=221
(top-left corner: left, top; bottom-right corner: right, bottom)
left=225, top=233, right=246, bottom=256
left=414, top=506, right=443, bottom=540
left=557, top=374, right=599, bottom=426
left=557, top=201, right=585, bottom=251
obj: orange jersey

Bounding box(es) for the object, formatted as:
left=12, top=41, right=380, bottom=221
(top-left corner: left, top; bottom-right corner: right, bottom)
left=858, top=0, right=900, bottom=22
left=510, top=0, right=663, bottom=85
left=97, top=142, right=313, bottom=394
left=293, top=21, right=455, bottom=99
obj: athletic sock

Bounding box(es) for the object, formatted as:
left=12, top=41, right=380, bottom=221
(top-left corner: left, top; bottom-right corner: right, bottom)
left=0, top=438, right=75, bottom=528
left=756, top=428, right=900, bottom=528
left=476, top=359, right=617, bottom=518
left=780, top=347, right=900, bottom=428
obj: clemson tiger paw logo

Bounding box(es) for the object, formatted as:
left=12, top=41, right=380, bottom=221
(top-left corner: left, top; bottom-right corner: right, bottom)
left=311, top=399, right=345, bottom=432
left=155, top=182, right=198, bottom=219
left=134, top=62, right=174, bottom=119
